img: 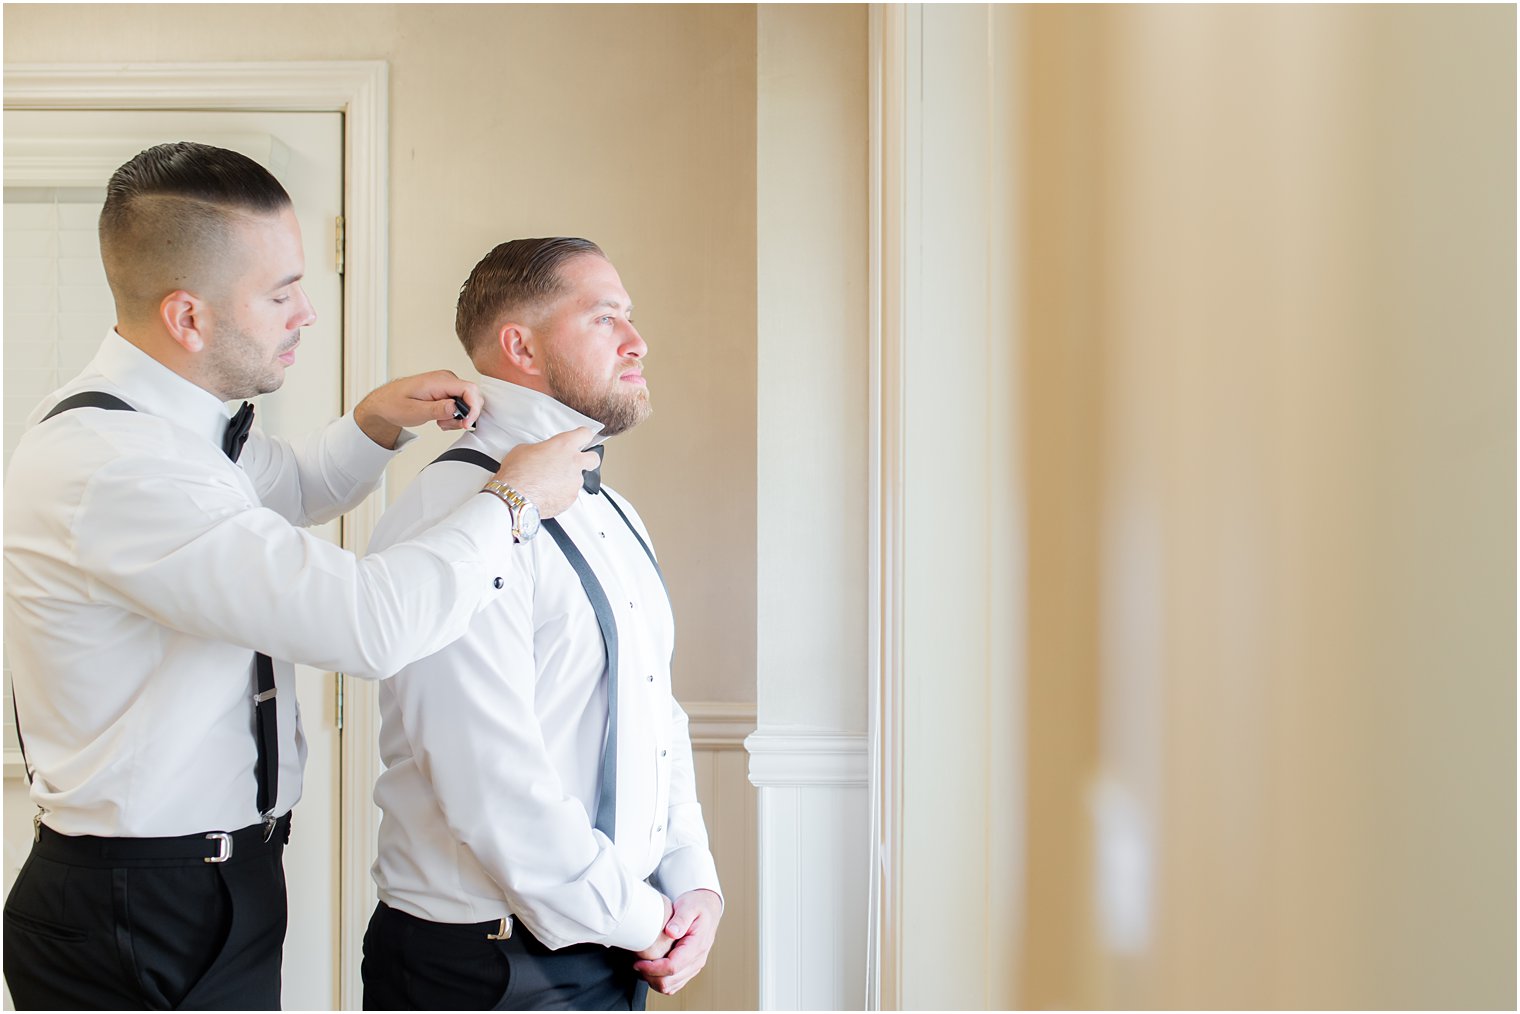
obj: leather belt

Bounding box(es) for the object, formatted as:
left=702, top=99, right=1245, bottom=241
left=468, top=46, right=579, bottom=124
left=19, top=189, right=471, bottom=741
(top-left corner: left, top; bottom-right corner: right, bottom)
left=33, top=813, right=292, bottom=868
left=378, top=901, right=513, bottom=940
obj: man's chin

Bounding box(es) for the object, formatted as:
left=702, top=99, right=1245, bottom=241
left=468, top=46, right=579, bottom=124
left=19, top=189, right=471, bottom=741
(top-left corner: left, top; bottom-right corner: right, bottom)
left=254, top=368, right=287, bottom=397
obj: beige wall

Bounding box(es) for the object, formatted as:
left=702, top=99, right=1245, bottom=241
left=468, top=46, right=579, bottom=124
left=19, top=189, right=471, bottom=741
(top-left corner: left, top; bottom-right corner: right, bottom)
left=756, top=4, right=868, bottom=732
left=4, top=3, right=759, bottom=707
left=1017, top=4, right=1514, bottom=1008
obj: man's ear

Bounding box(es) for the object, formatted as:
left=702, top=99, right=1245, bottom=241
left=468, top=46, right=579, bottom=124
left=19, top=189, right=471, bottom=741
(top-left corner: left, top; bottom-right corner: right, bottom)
left=160, top=290, right=208, bottom=353
left=498, top=322, right=543, bottom=375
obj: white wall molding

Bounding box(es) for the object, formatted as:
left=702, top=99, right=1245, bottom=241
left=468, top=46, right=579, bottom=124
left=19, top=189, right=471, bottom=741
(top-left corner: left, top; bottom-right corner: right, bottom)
left=3, top=61, right=390, bottom=1012
left=745, top=731, right=869, bottom=787
left=685, top=701, right=757, bottom=750
left=3, top=62, right=388, bottom=112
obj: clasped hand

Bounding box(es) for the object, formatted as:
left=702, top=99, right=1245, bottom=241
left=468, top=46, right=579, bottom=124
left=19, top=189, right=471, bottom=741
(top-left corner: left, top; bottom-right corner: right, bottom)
left=633, top=889, right=723, bottom=996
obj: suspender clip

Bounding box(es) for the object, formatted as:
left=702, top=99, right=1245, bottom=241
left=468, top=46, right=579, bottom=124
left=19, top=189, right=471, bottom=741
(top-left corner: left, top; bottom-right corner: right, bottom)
left=262, top=812, right=277, bottom=843
left=486, top=916, right=513, bottom=940
left=32, top=809, right=43, bottom=843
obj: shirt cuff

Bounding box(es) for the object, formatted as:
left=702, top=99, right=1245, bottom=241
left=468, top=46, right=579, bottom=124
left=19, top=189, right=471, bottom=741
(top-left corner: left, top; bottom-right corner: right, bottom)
left=437, top=491, right=521, bottom=590
left=603, top=882, right=671, bottom=953
left=651, top=846, right=723, bottom=913
left=333, top=412, right=416, bottom=474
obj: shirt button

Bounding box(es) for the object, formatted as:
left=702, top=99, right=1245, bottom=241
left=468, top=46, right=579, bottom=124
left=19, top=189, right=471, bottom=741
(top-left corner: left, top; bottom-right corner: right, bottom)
left=655, top=825, right=664, bottom=833
left=629, top=601, right=635, bottom=609
left=660, top=749, right=668, bottom=758
left=600, top=531, right=606, bottom=538
left=493, top=577, right=504, bottom=589
left=647, top=675, right=655, bottom=683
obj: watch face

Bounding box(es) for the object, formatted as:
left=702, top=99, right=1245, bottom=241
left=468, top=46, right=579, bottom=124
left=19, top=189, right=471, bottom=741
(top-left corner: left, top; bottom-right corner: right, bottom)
left=517, top=502, right=542, bottom=542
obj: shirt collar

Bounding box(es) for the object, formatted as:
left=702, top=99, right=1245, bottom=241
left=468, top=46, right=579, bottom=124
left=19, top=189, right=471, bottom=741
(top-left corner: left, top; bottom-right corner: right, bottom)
left=472, top=376, right=605, bottom=450
left=80, top=330, right=242, bottom=447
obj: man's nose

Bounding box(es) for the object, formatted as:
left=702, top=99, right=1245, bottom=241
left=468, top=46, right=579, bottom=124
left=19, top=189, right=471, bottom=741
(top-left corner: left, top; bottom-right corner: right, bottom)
left=618, top=321, right=647, bottom=359
left=296, top=285, right=317, bottom=328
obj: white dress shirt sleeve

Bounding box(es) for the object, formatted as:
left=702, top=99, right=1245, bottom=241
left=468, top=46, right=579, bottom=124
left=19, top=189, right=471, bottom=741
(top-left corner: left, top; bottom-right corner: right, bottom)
left=239, top=413, right=409, bottom=527
left=650, top=698, right=724, bottom=907
left=383, top=543, right=670, bottom=953
left=71, top=431, right=515, bottom=679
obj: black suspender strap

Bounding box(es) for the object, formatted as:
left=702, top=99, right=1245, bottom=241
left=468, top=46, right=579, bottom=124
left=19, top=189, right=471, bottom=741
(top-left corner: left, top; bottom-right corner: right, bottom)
left=253, top=653, right=278, bottom=833
left=40, top=390, right=135, bottom=422
left=14, top=393, right=140, bottom=789
left=31, top=390, right=280, bottom=838
left=11, top=684, right=34, bottom=787
left=431, top=447, right=504, bottom=473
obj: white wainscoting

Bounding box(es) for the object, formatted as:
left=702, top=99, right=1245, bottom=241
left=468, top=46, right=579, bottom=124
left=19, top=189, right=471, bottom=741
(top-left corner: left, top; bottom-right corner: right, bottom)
left=650, top=702, right=759, bottom=1012
left=746, top=731, right=870, bottom=1011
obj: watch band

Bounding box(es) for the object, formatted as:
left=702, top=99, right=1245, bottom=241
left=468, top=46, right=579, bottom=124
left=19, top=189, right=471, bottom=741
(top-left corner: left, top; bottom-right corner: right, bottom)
left=480, top=479, right=534, bottom=542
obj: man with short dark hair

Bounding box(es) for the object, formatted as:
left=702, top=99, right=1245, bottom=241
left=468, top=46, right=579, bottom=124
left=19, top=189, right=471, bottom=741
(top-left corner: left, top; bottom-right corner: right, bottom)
left=360, top=238, right=722, bottom=1010
left=2, top=143, right=595, bottom=1009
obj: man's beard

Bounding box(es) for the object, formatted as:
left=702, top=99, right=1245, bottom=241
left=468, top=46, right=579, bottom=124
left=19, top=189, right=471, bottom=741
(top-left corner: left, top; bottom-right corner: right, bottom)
left=208, top=321, right=294, bottom=400
left=543, top=353, right=652, bottom=438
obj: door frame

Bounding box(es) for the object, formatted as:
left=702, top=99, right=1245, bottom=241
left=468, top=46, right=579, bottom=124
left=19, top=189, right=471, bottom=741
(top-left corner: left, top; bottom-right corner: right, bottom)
left=4, top=61, right=389, bottom=1010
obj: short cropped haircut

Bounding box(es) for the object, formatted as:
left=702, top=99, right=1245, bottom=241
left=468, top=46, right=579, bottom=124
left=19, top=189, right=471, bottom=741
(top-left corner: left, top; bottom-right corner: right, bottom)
left=98, top=141, right=292, bottom=308
left=455, top=237, right=605, bottom=359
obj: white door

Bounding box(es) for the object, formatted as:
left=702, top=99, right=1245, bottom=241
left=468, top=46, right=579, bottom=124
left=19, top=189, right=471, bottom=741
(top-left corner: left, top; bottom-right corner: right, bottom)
left=3, top=109, right=345, bottom=1010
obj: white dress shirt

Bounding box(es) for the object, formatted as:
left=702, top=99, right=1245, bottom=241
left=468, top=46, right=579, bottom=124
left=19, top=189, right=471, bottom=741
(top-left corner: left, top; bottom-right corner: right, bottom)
left=4, top=331, right=521, bottom=838
left=368, top=377, right=720, bottom=952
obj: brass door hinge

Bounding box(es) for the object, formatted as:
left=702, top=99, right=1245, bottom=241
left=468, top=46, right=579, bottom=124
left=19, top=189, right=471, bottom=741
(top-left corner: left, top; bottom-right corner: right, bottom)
left=335, top=215, right=346, bottom=275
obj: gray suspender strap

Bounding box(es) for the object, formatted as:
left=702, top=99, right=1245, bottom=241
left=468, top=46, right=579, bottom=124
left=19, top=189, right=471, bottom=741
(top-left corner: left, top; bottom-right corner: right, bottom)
left=430, top=447, right=663, bottom=577
left=600, top=491, right=666, bottom=593
left=539, top=519, right=620, bottom=838
left=28, top=390, right=279, bottom=837
left=429, top=444, right=669, bottom=840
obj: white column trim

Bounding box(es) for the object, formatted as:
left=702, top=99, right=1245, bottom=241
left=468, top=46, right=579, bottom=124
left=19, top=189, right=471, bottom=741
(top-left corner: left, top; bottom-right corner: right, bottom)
left=2, top=61, right=389, bottom=1012
left=867, top=5, right=912, bottom=1009
left=746, top=731, right=869, bottom=787
left=746, top=731, right=870, bottom=1010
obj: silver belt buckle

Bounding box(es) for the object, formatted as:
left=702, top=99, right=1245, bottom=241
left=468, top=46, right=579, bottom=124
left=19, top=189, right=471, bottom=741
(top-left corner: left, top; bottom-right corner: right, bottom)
left=486, top=916, right=513, bottom=941
left=203, top=831, right=233, bottom=863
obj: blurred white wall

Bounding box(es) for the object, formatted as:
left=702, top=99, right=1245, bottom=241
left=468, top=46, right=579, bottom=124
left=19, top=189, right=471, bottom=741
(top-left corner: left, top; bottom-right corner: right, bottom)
left=1014, top=5, right=1515, bottom=1008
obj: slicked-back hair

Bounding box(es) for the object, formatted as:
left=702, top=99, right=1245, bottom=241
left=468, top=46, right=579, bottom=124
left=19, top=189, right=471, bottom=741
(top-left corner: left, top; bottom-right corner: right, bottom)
left=455, top=238, right=605, bottom=359
left=98, top=141, right=292, bottom=308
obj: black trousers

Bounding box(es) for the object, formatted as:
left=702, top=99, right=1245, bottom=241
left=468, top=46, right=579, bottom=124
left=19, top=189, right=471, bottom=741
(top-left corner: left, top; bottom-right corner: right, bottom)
left=3, top=818, right=290, bottom=1011
left=361, top=901, right=649, bottom=1011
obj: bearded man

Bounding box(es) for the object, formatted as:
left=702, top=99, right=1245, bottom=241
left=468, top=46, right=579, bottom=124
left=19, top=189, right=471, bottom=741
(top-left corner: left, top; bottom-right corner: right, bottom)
left=360, top=238, right=722, bottom=1011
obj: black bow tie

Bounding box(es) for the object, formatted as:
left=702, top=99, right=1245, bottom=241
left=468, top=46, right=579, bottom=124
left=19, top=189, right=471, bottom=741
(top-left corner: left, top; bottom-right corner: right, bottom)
left=224, top=402, right=255, bottom=462
left=583, top=444, right=605, bottom=495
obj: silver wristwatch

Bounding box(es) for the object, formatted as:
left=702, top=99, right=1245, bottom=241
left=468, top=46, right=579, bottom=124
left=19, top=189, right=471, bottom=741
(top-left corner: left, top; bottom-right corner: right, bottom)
left=481, top=480, right=541, bottom=543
